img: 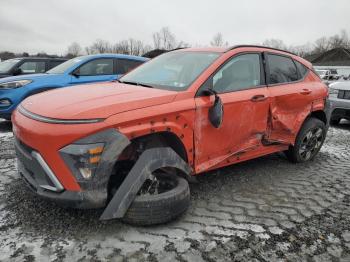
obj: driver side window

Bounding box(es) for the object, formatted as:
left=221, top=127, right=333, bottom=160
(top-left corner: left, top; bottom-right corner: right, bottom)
left=213, top=54, right=261, bottom=93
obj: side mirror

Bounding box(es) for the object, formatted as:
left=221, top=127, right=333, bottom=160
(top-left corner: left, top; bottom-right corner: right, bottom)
left=71, top=70, right=80, bottom=78
left=13, top=68, right=22, bottom=76
left=203, top=89, right=224, bottom=128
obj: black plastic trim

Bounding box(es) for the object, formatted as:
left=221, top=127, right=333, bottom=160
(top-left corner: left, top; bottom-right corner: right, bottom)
left=18, top=105, right=104, bottom=124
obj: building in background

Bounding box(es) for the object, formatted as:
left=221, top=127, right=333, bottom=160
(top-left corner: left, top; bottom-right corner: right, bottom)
left=307, top=48, right=350, bottom=77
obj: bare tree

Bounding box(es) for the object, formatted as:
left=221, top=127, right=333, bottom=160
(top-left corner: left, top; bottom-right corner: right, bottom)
left=328, top=30, right=349, bottom=49
left=289, top=43, right=313, bottom=57
left=313, top=37, right=330, bottom=54
left=111, top=39, right=151, bottom=56
left=112, top=40, right=129, bottom=54
left=262, top=39, right=287, bottom=50
left=66, top=42, right=82, bottom=58
left=86, top=39, right=112, bottom=54
left=152, top=27, right=179, bottom=50
left=210, top=33, right=228, bottom=47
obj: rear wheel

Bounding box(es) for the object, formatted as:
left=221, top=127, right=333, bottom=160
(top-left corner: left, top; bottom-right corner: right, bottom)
left=121, top=170, right=190, bottom=226
left=285, top=118, right=326, bottom=163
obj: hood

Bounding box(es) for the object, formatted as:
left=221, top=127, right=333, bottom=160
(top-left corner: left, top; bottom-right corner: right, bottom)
left=20, top=82, right=177, bottom=120
left=0, top=73, right=63, bottom=83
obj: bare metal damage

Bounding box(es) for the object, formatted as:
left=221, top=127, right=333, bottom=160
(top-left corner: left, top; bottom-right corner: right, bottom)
left=100, top=147, right=192, bottom=220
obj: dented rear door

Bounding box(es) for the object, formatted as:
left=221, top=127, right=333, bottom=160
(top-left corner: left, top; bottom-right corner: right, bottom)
left=265, top=53, right=315, bottom=144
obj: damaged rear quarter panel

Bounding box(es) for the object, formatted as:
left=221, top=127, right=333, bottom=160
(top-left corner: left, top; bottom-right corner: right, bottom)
left=267, top=73, right=326, bottom=145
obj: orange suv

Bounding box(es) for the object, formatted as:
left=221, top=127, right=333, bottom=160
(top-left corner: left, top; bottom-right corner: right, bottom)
left=12, top=46, right=330, bottom=225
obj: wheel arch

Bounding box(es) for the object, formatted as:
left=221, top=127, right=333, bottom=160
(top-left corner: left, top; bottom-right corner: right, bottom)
left=309, top=110, right=327, bottom=125
left=120, top=131, right=189, bottom=163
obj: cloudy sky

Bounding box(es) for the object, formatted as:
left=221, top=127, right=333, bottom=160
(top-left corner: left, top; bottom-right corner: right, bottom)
left=1, top=0, right=349, bottom=55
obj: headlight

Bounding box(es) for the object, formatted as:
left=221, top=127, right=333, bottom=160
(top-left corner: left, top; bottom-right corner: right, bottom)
left=60, top=143, right=105, bottom=180
left=0, top=80, right=32, bottom=89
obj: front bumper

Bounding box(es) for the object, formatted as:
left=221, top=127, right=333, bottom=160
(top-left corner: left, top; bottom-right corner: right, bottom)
left=328, top=96, right=350, bottom=120
left=15, top=137, right=107, bottom=208
left=13, top=109, right=131, bottom=209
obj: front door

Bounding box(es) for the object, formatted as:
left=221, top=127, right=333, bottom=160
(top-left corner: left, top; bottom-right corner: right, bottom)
left=70, top=58, right=116, bottom=85
left=194, top=53, right=270, bottom=173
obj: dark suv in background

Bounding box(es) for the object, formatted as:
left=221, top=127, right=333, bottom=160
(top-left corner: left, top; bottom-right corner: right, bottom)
left=0, top=57, right=67, bottom=78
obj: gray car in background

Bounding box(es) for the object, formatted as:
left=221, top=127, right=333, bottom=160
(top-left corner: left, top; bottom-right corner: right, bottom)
left=328, top=81, right=350, bottom=124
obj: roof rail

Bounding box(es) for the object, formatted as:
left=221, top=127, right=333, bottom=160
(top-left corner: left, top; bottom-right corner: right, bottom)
left=170, top=47, right=188, bottom=51
left=225, top=45, right=297, bottom=56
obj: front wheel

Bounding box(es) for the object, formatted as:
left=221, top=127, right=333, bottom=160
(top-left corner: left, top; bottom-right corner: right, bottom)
left=285, top=118, right=326, bottom=163
left=122, top=171, right=190, bottom=226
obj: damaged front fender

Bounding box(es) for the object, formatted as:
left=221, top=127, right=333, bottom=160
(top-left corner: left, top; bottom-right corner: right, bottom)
left=59, top=128, right=131, bottom=207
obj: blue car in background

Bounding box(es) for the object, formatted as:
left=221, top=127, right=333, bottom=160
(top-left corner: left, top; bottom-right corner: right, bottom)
left=0, top=54, right=148, bottom=120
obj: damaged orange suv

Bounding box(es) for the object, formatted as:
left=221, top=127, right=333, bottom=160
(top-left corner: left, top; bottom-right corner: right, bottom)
left=12, top=46, right=330, bottom=225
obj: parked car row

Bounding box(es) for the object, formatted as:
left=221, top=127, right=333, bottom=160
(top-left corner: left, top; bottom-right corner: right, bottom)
left=315, top=68, right=350, bottom=81
left=328, top=81, right=350, bottom=124
left=0, top=54, right=148, bottom=120
left=0, top=57, right=67, bottom=79
left=9, top=45, right=330, bottom=225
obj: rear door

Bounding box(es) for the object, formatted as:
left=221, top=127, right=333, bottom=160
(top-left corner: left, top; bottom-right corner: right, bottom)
left=265, top=53, right=314, bottom=144
left=70, top=58, right=116, bottom=85
left=17, top=60, right=46, bottom=74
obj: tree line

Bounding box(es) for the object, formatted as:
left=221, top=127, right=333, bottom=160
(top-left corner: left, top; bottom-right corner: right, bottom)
left=1, top=27, right=350, bottom=61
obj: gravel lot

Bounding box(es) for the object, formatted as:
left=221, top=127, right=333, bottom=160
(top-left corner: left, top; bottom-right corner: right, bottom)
left=0, top=120, right=350, bottom=261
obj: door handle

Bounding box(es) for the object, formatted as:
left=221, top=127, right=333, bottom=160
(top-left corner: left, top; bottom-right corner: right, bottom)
left=300, top=88, right=312, bottom=95
left=251, top=94, right=267, bottom=102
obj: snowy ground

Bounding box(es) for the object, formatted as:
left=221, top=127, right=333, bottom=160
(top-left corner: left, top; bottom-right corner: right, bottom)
left=0, top=119, right=350, bottom=261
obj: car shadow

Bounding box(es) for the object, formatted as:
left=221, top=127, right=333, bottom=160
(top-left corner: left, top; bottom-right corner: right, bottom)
left=0, top=120, right=12, bottom=133
left=331, top=119, right=350, bottom=131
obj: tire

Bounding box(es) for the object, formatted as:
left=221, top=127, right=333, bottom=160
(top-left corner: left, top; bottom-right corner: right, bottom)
left=330, top=118, right=340, bottom=125
left=285, top=117, right=326, bottom=163
left=122, top=173, right=190, bottom=226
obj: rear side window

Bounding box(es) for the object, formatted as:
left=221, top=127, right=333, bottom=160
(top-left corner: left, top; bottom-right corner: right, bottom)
left=49, top=60, right=64, bottom=70
left=266, top=54, right=298, bottom=84
left=295, top=60, right=308, bottom=78
left=116, top=59, right=143, bottom=75
left=19, top=61, right=46, bottom=73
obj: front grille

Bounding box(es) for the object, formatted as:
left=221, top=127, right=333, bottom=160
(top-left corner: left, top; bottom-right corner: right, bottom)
left=337, top=90, right=350, bottom=100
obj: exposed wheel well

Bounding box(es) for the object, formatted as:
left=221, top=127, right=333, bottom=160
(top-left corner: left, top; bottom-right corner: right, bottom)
left=121, top=131, right=188, bottom=163
left=310, top=110, right=327, bottom=124
left=108, top=132, right=189, bottom=200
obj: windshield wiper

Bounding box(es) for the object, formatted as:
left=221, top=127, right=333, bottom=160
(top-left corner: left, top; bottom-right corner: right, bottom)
left=117, top=80, right=154, bottom=88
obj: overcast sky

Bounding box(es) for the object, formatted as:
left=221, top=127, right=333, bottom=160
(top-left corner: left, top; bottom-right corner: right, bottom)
left=1, top=0, right=349, bottom=55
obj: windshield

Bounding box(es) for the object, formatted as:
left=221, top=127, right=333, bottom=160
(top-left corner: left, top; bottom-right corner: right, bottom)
left=47, top=57, right=83, bottom=74
left=120, top=51, right=220, bottom=91
left=0, top=59, right=20, bottom=73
